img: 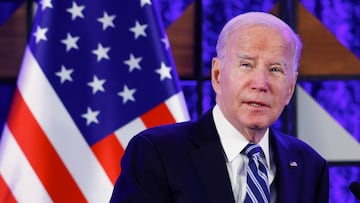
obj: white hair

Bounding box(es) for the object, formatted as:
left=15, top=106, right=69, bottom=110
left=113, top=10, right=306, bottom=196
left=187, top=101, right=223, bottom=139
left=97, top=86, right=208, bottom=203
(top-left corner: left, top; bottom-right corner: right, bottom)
left=216, top=12, right=302, bottom=71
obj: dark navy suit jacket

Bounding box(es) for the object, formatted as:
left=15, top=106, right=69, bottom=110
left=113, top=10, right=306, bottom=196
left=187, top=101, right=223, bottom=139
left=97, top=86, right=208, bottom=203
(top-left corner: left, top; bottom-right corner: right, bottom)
left=110, top=110, right=329, bottom=203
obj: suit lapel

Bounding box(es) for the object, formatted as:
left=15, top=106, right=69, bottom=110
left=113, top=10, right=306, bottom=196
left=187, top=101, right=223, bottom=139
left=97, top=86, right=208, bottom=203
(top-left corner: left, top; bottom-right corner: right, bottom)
left=270, top=129, right=302, bottom=203
left=189, top=112, right=305, bottom=203
left=189, top=111, right=235, bottom=203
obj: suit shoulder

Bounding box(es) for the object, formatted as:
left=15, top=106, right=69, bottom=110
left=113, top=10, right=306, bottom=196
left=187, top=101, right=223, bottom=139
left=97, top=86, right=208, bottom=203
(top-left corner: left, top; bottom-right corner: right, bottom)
left=130, top=120, right=197, bottom=146
left=271, top=129, right=325, bottom=161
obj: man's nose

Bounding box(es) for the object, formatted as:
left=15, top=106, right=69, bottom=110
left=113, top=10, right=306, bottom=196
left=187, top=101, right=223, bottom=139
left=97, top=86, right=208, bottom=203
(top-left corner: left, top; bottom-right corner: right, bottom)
left=251, top=68, right=269, bottom=92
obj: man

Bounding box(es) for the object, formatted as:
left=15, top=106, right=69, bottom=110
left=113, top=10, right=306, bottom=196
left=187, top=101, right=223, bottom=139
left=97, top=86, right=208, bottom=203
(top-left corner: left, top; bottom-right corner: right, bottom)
left=110, top=12, right=329, bottom=203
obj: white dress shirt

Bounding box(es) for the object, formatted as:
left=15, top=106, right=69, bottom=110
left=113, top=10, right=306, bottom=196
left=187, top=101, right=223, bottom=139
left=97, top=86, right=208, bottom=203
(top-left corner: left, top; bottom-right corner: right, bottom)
left=212, top=105, right=276, bottom=203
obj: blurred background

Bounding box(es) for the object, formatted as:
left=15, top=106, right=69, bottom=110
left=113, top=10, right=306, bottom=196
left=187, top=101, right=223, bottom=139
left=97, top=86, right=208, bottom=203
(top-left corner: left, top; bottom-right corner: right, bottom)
left=0, top=0, right=359, bottom=202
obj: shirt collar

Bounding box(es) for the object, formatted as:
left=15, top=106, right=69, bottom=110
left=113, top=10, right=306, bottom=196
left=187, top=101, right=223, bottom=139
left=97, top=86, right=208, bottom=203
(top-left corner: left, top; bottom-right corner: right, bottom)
left=212, top=105, right=271, bottom=168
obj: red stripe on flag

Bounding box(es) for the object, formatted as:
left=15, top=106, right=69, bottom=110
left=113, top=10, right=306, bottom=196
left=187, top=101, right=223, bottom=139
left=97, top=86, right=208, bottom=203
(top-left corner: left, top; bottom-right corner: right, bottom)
left=6, top=89, right=87, bottom=202
left=141, top=103, right=176, bottom=128
left=0, top=175, right=17, bottom=203
left=91, top=133, right=124, bottom=184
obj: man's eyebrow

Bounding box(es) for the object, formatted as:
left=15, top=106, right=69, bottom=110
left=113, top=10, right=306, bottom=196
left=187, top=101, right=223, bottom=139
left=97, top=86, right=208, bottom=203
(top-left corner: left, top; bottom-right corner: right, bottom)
left=271, top=61, right=287, bottom=67
left=237, top=54, right=288, bottom=67
left=238, top=54, right=254, bottom=60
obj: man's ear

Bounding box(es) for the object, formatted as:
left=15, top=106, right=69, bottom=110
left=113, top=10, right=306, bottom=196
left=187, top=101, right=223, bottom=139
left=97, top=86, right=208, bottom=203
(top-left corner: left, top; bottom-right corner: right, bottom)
left=211, top=57, right=221, bottom=93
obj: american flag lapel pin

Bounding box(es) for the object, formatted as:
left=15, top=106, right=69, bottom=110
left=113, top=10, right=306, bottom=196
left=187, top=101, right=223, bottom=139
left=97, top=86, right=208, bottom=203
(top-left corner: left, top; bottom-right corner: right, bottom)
left=289, top=161, right=298, bottom=167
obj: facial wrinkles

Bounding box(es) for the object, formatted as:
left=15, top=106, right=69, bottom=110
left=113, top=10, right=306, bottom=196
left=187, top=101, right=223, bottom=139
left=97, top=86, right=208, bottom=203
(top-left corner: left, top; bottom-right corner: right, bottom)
left=237, top=29, right=288, bottom=107
left=243, top=30, right=293, bottom=78
left=216, top=27, right=298, bottom=141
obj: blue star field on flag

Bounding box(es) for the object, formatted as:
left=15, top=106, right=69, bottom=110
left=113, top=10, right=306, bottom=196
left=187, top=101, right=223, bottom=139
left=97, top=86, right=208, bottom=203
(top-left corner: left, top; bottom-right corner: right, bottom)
left=28, top=0, right=182, bottom=146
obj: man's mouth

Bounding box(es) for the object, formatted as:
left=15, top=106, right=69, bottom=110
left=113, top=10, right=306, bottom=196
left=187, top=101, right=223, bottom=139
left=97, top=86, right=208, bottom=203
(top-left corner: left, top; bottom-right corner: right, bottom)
left=249, top=102, right=263, bottom=107
left=246, top=101, right=268, bottom=108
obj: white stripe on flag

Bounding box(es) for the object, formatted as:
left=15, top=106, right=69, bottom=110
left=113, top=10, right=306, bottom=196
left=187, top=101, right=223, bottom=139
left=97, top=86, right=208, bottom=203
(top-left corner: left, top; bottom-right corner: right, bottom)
left=165, top=92, right=190, bottom=122
left=0, top=125, right=53, bottom=202
left=114, top=93, right=189, bottom=149
left=115, top=117, right=146, bottom=149
left=17, top=47, right=113, bottom=202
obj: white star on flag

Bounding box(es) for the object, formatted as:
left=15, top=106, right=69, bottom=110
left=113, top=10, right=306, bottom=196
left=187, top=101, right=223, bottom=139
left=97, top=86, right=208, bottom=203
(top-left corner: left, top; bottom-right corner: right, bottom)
left=0, top=1, right=190, bottom=201
left=161, top=37, right=170, bottom=49
left=67, top=2, right=85, bottom=20
left=140, top=0, right=152, bottom=7
left=118, top=85, right=136, bottom=104
left=55, top=65, right=74, bottom=84
left=61, top=33, right=80, bottom=52
left=81, top=107, right=100, bottom=125
left=129, top=21, right=148, bottom=39
left=97, top=11, right=116, bottom=30
left=87, top=75, right=106, bottom=94
left=33, top=26, right=48, bottom=43
left=92, top=43, right=111, bottom=62
left=40, top=0, right=53, bottom=11
left=155, top=62, right=172, bottom=81
left=124, top=54, right=142, bottom=72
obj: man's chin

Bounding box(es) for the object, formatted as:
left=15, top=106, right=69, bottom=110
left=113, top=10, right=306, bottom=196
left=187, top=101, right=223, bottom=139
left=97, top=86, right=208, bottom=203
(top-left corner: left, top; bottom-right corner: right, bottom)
left=246, top=123, right=269, bottom=131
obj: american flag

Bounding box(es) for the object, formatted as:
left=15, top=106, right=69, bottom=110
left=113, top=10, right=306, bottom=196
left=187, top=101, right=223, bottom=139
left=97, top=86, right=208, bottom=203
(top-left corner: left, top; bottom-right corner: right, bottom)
left=0, top=0, right=189, bottom=202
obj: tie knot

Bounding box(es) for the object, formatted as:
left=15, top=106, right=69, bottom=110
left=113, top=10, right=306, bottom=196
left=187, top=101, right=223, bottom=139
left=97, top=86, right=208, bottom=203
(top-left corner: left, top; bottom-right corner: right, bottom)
left=243, top=143, right=263, bottom=158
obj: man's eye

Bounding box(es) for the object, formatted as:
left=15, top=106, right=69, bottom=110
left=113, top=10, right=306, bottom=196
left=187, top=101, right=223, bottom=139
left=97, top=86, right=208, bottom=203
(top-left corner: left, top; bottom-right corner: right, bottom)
left=240, top=63, right=251, bottom=68
left=270, top=67, right=282, bottom=73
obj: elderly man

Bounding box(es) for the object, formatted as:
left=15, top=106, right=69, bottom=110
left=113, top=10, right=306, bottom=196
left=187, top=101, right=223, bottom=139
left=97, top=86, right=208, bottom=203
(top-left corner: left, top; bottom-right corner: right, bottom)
left=110, top=12, right=329, bottom=203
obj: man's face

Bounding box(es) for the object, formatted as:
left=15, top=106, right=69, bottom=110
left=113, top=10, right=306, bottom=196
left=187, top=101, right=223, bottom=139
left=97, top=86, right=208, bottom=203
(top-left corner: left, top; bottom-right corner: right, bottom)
left=212, top=26, right=298, bottom=134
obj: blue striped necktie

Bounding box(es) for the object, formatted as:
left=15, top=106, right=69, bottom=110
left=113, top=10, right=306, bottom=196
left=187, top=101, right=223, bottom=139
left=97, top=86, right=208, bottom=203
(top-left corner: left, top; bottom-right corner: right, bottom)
left=243, top=143, right=270, bottom=203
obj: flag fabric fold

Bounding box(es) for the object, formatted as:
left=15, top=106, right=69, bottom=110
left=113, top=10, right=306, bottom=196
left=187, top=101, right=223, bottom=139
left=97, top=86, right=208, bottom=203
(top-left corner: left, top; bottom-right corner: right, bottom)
left=0, top=0, right=189, bottom=202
